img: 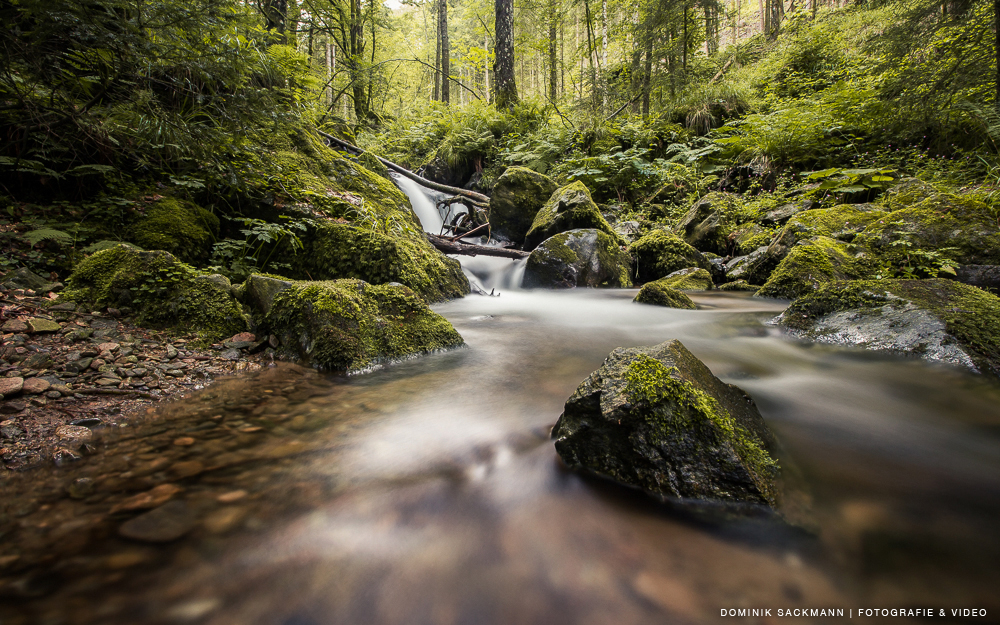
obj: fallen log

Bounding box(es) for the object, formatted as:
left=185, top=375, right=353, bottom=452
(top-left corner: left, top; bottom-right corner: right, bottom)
left=426, top=233, right=529, bottom=259
left=316, top=130, right=491, bottom=207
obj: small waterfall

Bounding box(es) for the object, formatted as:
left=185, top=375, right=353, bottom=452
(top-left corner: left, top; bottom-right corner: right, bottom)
left=392, top=173, right=524, bottom=291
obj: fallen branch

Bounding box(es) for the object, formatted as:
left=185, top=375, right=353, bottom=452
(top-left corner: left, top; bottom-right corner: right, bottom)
left=445, top=223, right=489, bottom=241
left=709, top=56, right=735, bottom=85
left=74, top=388, right=156, bottom=399
left=426, top=234, right=528, bottom=259
left=317, top=131, right=491, bottom=206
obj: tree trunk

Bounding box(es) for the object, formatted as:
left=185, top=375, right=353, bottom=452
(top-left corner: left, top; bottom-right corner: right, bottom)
left=996, top=0, right=1000, bottom=114
left=642, top=22, right=652, bottom=115
left=349, top=0, right=369, bottom=121
left=549, top=2, right=558, bottom=101
left=433, top=2, right=441, bottom=101
left=440, top=0, right=450, bottom=103
left=263, top=0, right=288, bottom=40
left=494, top=0, right=519, bottom=109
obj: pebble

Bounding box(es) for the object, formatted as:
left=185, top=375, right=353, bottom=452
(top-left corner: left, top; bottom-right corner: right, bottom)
left=0, top=401, right=26, bottom=414
left=0, top=377, right=23, bottom=396
left=55, top=424, right=94, bottom=443
left=170, top=460, right=205, bottom=478
left=66, top=477, right=96, bottom=499
left=2, top=319, right=27, bottom=333
left=21, top=377, right=50, bottom=394
left=111, top=483, right=183, bottom=513
left=1, top=422, right=24, bottom=438
left=44, top=390, right=61, bottom=399
left=216, top=489, right=248, bottom=503
left=173, top=437, right=196, bottom=446
left=166, top=345, right=179, bottom=359
left=118, top=500, right=196, bottom=542
left=220, top=348, right=241, bottom=361
left=27, top=318, right=61, bottom=333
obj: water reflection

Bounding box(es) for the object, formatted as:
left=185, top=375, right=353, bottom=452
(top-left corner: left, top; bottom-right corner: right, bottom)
left=1, top=290, right=999, bottom=624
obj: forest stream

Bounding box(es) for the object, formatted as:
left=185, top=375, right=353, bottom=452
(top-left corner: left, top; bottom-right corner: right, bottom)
left=2, top=184, right=1000, bottom=625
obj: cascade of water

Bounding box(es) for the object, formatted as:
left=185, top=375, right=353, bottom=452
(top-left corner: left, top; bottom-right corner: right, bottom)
left=392, top=174, right=524, bottom=290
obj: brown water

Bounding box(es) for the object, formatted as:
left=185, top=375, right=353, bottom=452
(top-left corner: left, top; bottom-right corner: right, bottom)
left=2, top=289, right=1000, bottom=625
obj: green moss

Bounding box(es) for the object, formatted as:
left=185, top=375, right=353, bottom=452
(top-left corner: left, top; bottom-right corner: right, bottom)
left=623, top=354, right=779, bottom=505
left=718, top=280, right=760, bottom=291
left=264, top=279, right=464, bottom=372
left=782, top=279, right=1000, bottom=375
left=757, top=236, right=881, bottom=299
left=628, top=229, right=710, bottom=283
left=634, top=282, right=697, bottom=309
left=732, top=224, right=779, bottom=255
left=126, top=197, right=219, bottom=264
left=658, top=267, right=713, bottom=290
left=63, top=245, right=249, bottom=341
left=781, top=204, right=888, bottom=244
left=524, top=181, right=623, bottom=250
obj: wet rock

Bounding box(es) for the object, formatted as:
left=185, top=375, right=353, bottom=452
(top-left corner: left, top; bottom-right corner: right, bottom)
left=0, top=401, right=26, bottom=414
left=523, top=229, right=632, bottom=289
left=674, top=193, right=734, bottom=255
left=21, top=377, right=50, bottom=394
left=551, top=339, right=779, bottom=506
left=777, top=279, right=1000, bottom=376
left=70, top=417, right=103, bottom=427
left=22, top=352, right=53, bottom=369
left=65, top=357, right=93, bottom=373
left=655, top=267, right=713, bottom=291
left=0, top=377, right=23, bottom=396
left=66, top=477, right=96, bottom=499
left=1, top=421, right=24, bottom=438
left=718, top=280, right=760, bottom=291
left=56, top=425, right=94, bottom=444
left=956, top=265, right=1000, bottom=294
left=236, top=274, right=293, bottom=318
left=220, top=349, right=241, bottom=361
left=724, top=246, right=779, bottom=286
left=1, top=267, right=51, bottom=291
left=2, top=319, right=27, bottom=333
left=524, top=181, right=623, bottom=251
left=757, top=237, right=879, bottom=300
left=49, top=302, right=77, bottom=312
left=265, top=279, right=464, bottom=372
left=614, top=220, right=643, bottom=243
left=634, top=282, right=697, bottom=309
left=118, top=500, right=197, bottom=542
left=628, top=229, right=711, bottom=284
left=165, top=344, right=178, bottom=359
left=761, top=200, right=817, bottom=225
left=44, top=390, right=62, bottom=399
left=489, top=166, right=559, bottom=244
left=89, top=358, right=106, bottom=370
left=26, top=318, right=61, bottom=333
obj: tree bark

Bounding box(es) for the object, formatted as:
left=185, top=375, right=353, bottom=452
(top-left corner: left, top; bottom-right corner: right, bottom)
left=349, top=0, right=369, bottom=121
left=426, top=234, right=529, bottom=259
left=440, top=0, right=450, bottom=103
left=549, top=1, right=558, bottom=101
left=263, top=0, right=288, bottom=40
left=493, top=0, right=519, bottom=109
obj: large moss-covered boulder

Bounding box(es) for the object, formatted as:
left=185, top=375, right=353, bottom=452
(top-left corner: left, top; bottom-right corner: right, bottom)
left=777, top=279, right=1000, bottom=376
left=264, top=279, right=464, bottom=372
left=628, top=229, right=710, bottom=284
left=490, top=166, right=558, bottom=244
left=551, top=340, right=779, bottom=506
left=523, top=229, right=631, bottom=289
left=633, top=282, right=697, bottom=309
left=756, top=236, right=880, bottom=300
left=856, top=187, right=1000, bottom=266
left=781, top=204, right=887, bottom=245
left=127, top=197, right=219, bottom=264
left=287, top=222, right=469, bottom=303
left=674, top=192, right=737, bottom=255
left=63, top=246, right=249, bottom=341
left=523, top=181, right=621, bottom=251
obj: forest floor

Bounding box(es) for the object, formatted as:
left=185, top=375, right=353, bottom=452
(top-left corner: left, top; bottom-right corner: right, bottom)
left=0, top=285, right=270, bottom=472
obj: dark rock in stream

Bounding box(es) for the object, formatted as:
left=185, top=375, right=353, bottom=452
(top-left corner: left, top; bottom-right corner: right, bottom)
left=776, top=278, right=1000, bottom=376
left=551, top=340, right=780, bottom=507
left=489, top=166, right=558, bottom=244
left=523, top=229, right=632, bottom=289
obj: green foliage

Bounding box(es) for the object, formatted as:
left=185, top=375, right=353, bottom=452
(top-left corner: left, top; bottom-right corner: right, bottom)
left=209, top=216, right=313, bottom=282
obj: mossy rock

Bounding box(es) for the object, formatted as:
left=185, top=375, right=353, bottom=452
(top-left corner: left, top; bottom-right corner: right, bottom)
left=656, top=267, right=714, bottom=291
left=718, top=280, right=760, bottom=291
left=628, top=229, right=710, bottom=284
left=781, top=204, right=888, bottom=246
left=63, top=246, right=249, bottom=341
left=278, top=222, right=468, bottom=303
left=318, top=116, right=357, bottom=145
left=264, top=279, right=464, bottom=372
left=489, top=166, right=558, bottom=244
left=778, top=279, right=1000, bottom=376
left=523, top=229, right=632, bottom=289
left=523, top=181, right=623, bottom=251
left=756, top=236, right=880, bottom=300
left=674, top=192, right=737, bottom=255
left=857, top=189, right=1000, bottom=266
left=126, top=197, right=219, bottom=264
left=634, top=282, right=697, bottom=309
left=551, top=339, right=780, bottom=507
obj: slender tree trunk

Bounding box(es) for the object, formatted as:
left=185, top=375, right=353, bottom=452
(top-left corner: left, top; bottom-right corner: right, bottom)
left=349, top=0, right=369, bottom=120
left=440, top=0, right=450, bottom=103
left=996, top=0, right=1000, bottom=113
left=434, top=2, right=441, bottom=101
left=642, top=22, right=653, bottom=115
left=549, top=1, right=558, bottom=101
left=683, top=3, right=689, bottom=72
left=263, top=0, right=288, bottom=40
left=484, top=31, right=490, bottom=102
left=631, top=13, right=642, bottom=113
left=326, top=40, right=334, bottom=106
left=494, top=0, right=519, bottom=109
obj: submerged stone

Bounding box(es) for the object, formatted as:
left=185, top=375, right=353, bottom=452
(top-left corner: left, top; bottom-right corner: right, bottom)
left=551, top=340, right=779, bottom=506
left=655, top=267, right=713, bottom=291
left=524, top=181, right=621, bottom=251
left=523, top=229, right=631, bottom=289
left=264, top=279, right=465, bottom=372
left=489, top=166, right=558, bottom=244
left=777, top=279, right=1000, bottom=376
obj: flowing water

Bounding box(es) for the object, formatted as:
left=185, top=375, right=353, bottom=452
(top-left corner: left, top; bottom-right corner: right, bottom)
left=2, top=187, right=1000, bottom=624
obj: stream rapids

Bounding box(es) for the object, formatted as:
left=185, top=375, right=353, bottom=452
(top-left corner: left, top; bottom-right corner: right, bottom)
left=1, top=184, right=999, bottom=624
